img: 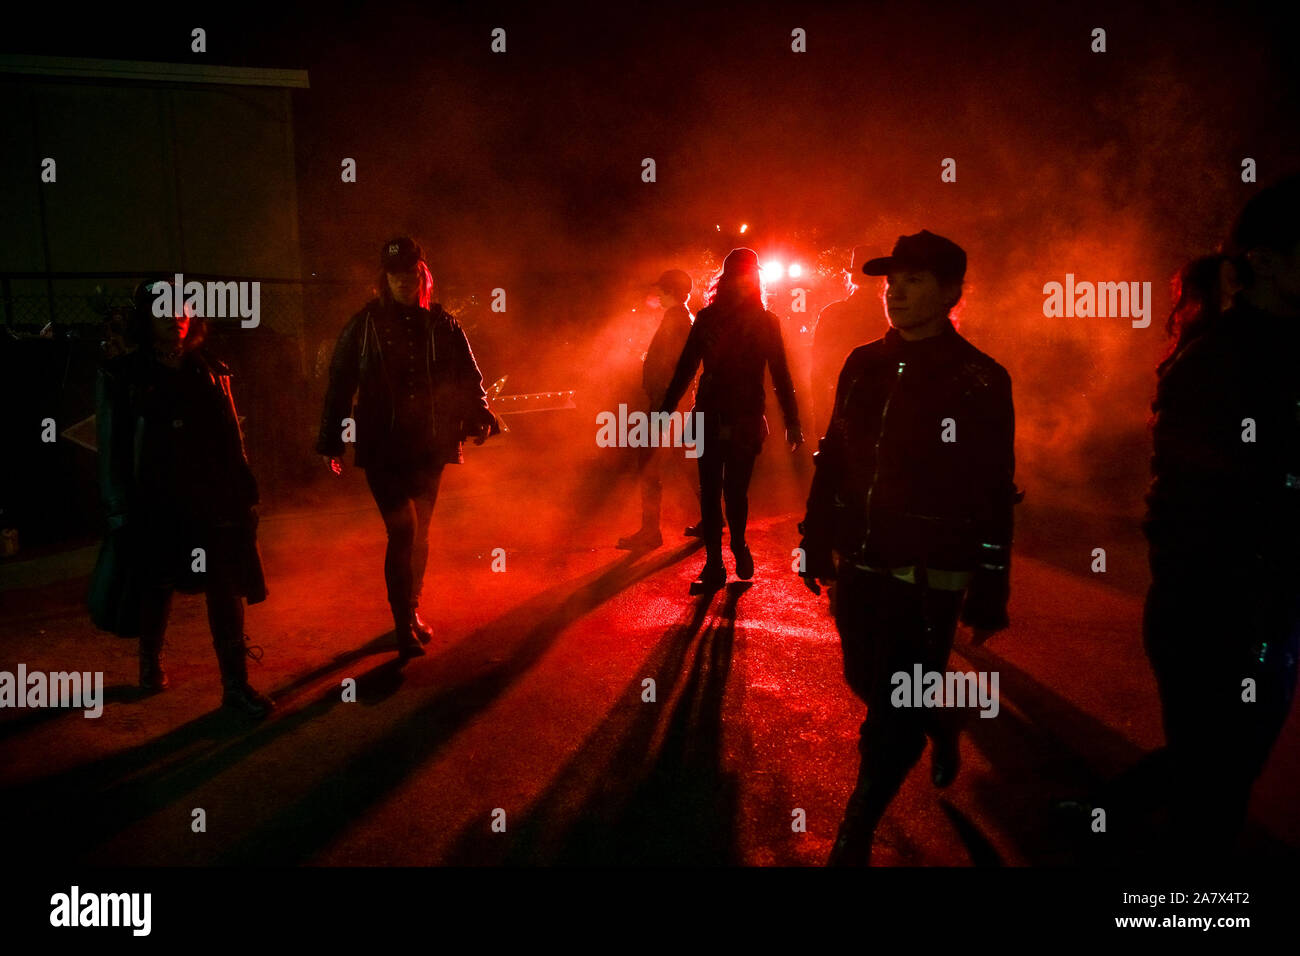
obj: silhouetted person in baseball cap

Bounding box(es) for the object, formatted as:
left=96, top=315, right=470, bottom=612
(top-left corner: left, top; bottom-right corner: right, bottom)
left=316, top=238, right=500, bottom=660
left=801, top=229, right=1020, bottom=864
left=618, top=268, right=702, bottom=550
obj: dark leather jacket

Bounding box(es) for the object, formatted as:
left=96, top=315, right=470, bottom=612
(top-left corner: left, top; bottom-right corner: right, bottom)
left=316, top=299, right=498, bottom=468
left=800, top=320, right=1021, bottom=630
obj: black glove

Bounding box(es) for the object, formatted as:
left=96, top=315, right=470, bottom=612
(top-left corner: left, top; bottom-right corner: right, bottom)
left=959, top=561, right=1010, bottom=632
left=797, top=532, right=835, bottom=595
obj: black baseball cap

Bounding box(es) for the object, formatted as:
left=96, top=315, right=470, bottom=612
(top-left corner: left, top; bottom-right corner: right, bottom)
left=132, top=275, right=173, bottom=318
left=862, top=230, right=966, bottom=284
left=381, top=237, right=423, bottom=272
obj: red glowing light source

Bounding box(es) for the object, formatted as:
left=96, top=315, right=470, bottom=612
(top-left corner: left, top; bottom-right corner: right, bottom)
left=761, top=261, right=784, bottom=283
left=788, top=263, right=803, bottom=278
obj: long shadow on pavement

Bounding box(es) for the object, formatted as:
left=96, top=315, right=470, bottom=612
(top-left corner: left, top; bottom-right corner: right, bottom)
left=442, top=581, right=749, bottom=865
left=211, top=544, right=700, bottom=864
left=0, top=545, right=697, bottom=864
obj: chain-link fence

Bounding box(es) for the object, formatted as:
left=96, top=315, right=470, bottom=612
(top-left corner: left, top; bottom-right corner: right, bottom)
left=1, top=272, right=335, bottom=344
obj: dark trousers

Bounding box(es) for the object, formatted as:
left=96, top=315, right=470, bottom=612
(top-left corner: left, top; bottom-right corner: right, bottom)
left=364, top=460, right=445, bottom=615
left=696, top=438, right=757, bottom=558
left=1104, top=568, right=1300, bottom=855
left=139, top=581, right=247, bottom=683
left=635, top=443, right=665, bottom=532
left=832, top=564, right=966, bottom=828
left=136, top=508, right=250, bottom=687
left=634, top=441, right=701, bottom=532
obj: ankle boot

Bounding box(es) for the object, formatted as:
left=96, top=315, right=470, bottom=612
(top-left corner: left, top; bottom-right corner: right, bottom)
left=216, top=638, right=274, bottom=718
left=411, top=607, right=435, bottom=645
left=732, top=540, right=754, bottom=580
left=690, top=550, right=727, bottom=594
left=393, top=607, right=426, bottom=659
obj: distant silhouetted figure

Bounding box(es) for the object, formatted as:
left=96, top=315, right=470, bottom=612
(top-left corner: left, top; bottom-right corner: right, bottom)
left=799, top=231, right=1020, bottom=865
left=317, top=238, right=499, bottom=659
left=93, top=278, right=274, bottom=718
left=1066, top=175, right=1300, bottom=862
left=660, top=248, right=803, bottom=593
left=618, top=269, right=699, bottom=550
left=811, top=245, right=887, bottom=440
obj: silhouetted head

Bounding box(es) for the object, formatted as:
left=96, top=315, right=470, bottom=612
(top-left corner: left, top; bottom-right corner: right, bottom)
left=706, top=247, right=765, bottom=310
left=127, top=276, right=206, bottom=353
left=656, top=269, right=692, bottom=304
left=1160, top=173, right=1300, bottom=374
left=1227, top=173, right=1300, bottom=315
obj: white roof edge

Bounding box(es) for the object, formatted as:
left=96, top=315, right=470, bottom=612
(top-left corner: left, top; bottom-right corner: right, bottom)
left=0, top=54, right=309, bottom=88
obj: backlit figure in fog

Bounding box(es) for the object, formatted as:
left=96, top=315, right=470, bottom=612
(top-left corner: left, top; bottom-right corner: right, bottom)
left=659, top=248, right=803, bottom=593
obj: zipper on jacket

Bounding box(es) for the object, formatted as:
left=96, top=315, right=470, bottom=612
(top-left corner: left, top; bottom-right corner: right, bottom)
left=863, top=359, right=906, bottom=539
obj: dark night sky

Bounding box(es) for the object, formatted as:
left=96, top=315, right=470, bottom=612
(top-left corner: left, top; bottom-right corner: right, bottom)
left=12, top=0, right=1297, bottom=272
left=8, top=0, right=1298, bottom=506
